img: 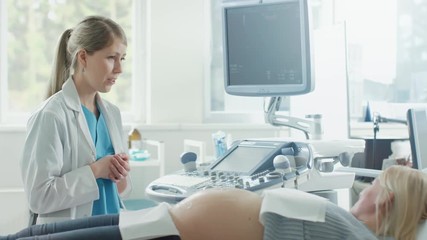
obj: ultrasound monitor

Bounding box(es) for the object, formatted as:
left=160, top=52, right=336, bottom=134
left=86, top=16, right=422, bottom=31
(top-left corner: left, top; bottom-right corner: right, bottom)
left=209, top=140, right=311, bottom=175
left=222, top=0, right=314, bottom=97
left=407, top=108, right=427, bottom=170
left=211, top=144, right=276, bottom=173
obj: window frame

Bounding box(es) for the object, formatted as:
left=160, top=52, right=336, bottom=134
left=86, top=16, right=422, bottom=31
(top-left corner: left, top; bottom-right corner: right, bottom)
left=0, top=1, right=8, bottom=124
left=127, top=0, right=147, bottom=124
left=0, top=0, right=146, bottom=126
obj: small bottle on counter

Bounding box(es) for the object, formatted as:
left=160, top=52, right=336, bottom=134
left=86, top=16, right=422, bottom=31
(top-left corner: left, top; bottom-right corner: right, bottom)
left=128, top=128, right=142, bottom=150
left=128, top=128, right=150, bottom=161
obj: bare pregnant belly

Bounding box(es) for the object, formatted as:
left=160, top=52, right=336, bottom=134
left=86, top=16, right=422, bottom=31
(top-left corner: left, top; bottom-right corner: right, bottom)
left=169, top=188, right=264, bottom=240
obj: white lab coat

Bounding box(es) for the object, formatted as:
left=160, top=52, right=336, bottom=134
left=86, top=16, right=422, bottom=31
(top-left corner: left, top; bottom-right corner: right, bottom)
left=21, top=78, right=131, bottom=224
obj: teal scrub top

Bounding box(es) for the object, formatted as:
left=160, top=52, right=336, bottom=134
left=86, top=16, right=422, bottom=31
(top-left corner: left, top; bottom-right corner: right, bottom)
left=82, top=105, right=121, bottom=216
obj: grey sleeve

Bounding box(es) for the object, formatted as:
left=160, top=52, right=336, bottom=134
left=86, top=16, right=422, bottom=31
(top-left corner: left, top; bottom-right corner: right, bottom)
left=263, top=202, right=378, bottom=240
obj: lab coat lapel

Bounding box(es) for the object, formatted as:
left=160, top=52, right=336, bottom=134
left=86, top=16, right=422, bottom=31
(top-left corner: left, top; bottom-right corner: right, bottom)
left=76, top=111, right=96, bottom=153
left=96, top=95, right=123, bottom=154
left=62, top=79, right=96, bottom=155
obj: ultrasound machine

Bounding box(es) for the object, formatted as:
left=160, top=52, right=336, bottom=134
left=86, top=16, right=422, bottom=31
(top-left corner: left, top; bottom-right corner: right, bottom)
left=145, top=0, right=369, bottom=203
left=146, top=138, right=365, bottom=203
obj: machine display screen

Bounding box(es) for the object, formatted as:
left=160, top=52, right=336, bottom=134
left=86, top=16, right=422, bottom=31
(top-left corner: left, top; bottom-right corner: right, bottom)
left=212, top=145, right=275, bottom=173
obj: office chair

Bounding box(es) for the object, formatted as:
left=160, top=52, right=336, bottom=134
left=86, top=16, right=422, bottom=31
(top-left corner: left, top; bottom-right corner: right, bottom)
left=28, top=210, right=38, bottom=226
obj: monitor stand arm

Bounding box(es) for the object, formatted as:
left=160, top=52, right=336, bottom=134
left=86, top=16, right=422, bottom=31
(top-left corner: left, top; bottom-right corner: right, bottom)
left=264, top=97, right=323, bottom=140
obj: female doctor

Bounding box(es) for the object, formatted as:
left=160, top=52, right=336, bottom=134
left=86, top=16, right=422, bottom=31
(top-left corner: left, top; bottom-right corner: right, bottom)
left=20, top=16, right=131, bottom=224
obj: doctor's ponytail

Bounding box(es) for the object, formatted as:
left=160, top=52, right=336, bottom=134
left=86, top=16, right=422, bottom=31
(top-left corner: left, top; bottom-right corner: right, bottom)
left=46, top=28, right=72, bottom=99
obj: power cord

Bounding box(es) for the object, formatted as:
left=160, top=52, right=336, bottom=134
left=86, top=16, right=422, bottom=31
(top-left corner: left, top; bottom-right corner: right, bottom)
left=372, top=113, right=380, bottom=169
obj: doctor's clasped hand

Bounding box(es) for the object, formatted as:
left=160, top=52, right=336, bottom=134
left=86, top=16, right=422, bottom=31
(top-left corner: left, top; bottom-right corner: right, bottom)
left=90, top=153, right=131, bottom=182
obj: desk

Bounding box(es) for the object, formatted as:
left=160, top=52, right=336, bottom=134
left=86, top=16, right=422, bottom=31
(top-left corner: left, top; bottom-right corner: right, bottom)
left=129, top=140, right=165, bottom=176
left=348, top=137, right=409, bottom=207
left=351, top=137, right=408, bottom=171
left=129, top=140, right=165, bottom=200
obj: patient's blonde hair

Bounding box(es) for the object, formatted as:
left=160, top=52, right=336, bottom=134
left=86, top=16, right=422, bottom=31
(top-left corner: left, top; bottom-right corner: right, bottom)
left=376, top=166, right=427, bottom=239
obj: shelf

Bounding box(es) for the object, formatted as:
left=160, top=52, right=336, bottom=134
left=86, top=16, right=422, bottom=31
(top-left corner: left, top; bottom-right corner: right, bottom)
left=349, top=121, right=409, bottom=139
left=127, top=139, right=165, bottom=200
left=129, top=139, right=165, bottom=177
left=130, top=159, right=160, bottom=167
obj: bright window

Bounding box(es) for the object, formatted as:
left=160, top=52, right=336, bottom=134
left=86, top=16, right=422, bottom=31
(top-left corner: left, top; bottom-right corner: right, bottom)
left=345, top=0, right=427, bottom=136
left=0, top=0, right=145, bottom=125
left=208, top=0, right=427, bottom=127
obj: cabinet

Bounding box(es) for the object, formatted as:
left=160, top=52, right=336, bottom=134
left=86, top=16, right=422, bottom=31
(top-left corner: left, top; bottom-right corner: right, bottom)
left=183, top=139, right=207, bottom=164
left=128, top=139, right=165, bottom=201
left=130, top=139, right=165, bottom=176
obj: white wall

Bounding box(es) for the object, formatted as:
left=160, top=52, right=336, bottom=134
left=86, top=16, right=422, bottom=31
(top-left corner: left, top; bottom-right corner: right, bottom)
left=0, top=129, right=26, bottom=188
left=147, top=0, right=205, bottom=123
left=291, top=25, right=349, bottom=140
left=0, top=129, right=28, bottom=234
left=0, top=189, right=29, bottom=233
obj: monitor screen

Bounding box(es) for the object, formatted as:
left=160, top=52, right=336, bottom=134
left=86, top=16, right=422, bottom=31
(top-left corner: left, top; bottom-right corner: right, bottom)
left=212, top=145, right=275, bottom=173
left=222, top=0, right=314, bottom=96
left=407, top=108, right=427, bottom=170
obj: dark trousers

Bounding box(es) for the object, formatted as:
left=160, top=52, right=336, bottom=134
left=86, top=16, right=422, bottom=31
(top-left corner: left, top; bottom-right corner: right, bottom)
left=1, top=214, right=181, bottom=240
left=1, top=214, right=121, bottom=240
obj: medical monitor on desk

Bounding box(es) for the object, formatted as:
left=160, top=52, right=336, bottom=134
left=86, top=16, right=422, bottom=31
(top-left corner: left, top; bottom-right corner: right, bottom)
left=407, top=108, right=427, bottom=170
left=222, top=0, right=314, bottom=97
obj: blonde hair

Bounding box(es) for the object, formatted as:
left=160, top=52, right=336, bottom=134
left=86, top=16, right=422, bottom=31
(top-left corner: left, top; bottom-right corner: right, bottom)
left=376, top=165, right=427, bottom=239
left=46, top=16, right=127, bottom=98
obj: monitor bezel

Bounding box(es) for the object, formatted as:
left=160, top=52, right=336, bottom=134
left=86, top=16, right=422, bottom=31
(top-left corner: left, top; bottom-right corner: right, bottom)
left=407, top=108, right=427, bottom=170
left=222, top=0, right=314, bottom=97
left=209, top=140, right=284, bottom=175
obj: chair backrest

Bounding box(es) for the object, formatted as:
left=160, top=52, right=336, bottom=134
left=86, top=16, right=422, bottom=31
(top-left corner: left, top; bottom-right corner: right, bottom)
left=28, top=210, right=38, bottom=226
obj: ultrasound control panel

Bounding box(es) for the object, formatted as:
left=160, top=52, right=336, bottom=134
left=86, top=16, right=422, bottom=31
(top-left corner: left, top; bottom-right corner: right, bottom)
left=146, top=140, right=312, bottom=203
